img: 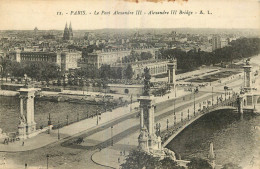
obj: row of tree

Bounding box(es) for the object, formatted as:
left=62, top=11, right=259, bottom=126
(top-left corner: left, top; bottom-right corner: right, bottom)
left=0, top=57, right=134, bottom=84
left=73, top=64, right=134, bottom=80
left=122, top=51, right=153, bottom=63
left=160, top=38, right=260, bottom=70
left=0, top=59, right=60, bottom=84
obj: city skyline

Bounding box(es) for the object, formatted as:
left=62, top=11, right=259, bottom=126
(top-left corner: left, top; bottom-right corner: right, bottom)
left=0, top=0, right=259, bottom=30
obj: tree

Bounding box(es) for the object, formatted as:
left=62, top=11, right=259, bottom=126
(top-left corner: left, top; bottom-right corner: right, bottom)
left=187, top=158, right=212, bottom=169
left=116, top=67, right=123, bottom=79
left=9, top=61, right=24, bottom=78
left=0, top=57, right=12, bottom=81
left=100, top=64, right=111, bottom=80
left=121, top=149, right=184, bottom=169
left=41, top=62, right=60, bottom=86
left=123, top=64, right=134, bottom=79
left=140, top=52, right=153, bottom=60
left=221, top=163, right=242, bottom=169
left=160, top=157, right=185, bottom=169
left=23, top=61, right=43, bottom=81
left=120, top=150, right=160, bottom=169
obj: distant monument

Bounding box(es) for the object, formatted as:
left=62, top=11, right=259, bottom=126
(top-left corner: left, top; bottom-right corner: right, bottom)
left=63, top=22, right=73, bottom=41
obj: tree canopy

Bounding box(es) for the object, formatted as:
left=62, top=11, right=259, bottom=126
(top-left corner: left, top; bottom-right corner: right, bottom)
left=121, top=149, right=184, bottom=169
left=160, top=38, right=260, bottom=71
left=186, top=158, right=212, bottom=169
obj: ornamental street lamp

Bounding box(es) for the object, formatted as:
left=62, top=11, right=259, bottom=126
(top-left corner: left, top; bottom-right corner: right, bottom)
left=96, top=112, right=99, bottom=125
left=58, top=121, right=60, bottom=140
left=167, top=119, right=169, bottom=130
left=46, top=154, right=49, bottom=169
left=66, top=115, right=69, bottom=126
left=111, top=126, right=113, bottom=146
left=212, top=87, right=214, bottom=105
left=193, top=92, right=196, bottom=116
left=173, top=99, right=176, bottom=116
left=158, top=123, right=161, bottom=135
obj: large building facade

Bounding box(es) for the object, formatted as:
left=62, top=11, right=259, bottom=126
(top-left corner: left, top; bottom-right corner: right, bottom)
left=60, top=51, right=82, bottom=72
left=10, top=50, right=81, bottom=73
left=78, top=47, right=159, bottom=69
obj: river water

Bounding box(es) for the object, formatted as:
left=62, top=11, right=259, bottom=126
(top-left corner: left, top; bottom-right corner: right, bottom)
left=0, top=96, right=100, bottom=133
left=166, top=109, right=260, bottom=168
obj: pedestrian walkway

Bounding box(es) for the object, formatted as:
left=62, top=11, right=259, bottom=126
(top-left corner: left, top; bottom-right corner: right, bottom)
left=0, top=101, right=139, bottom=152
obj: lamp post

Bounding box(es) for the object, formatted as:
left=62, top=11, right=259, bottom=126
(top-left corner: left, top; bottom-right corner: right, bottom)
left=225, top=89, right=227, bottom=101
left=174, top=115, right=176, bottom=125
left=212, top=87, right=214, bottom=105
left=96, top=111, right=99, bottom=125
left=193, top=92, right=196, bottom=116
left=167, top=119, right=169, bottom=131
left=188, top=109, right=190, bottom=120
left=130, top=94, right=133, bottom=110
left=66, top=115, right=69, bottom=126
left=111, top=126, right=113, bottom=146
left=58, top=121, right=60, bottom=140
left=173, top=99, right=176, bottom=116
left=77, top=112, right=79, bottom=122
left=158, top=123, right=161, bottom=135
left=46, top=154, right=49, bottom=169
left=181, top=112, right=183, bottom=122
left=47, top=113, right=51, bottom=134
left=175, top=85, right=177, bottom=97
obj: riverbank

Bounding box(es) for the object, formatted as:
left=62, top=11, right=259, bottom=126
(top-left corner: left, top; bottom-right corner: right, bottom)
left=0, top=90, right=18, bottom=96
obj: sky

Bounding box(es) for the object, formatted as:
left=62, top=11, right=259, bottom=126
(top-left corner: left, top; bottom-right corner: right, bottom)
left=0, top=0, right=259, bottom=30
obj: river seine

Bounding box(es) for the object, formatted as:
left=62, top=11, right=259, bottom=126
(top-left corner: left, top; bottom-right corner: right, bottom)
left=166, top=109, right=260, bottom=168
left=0, top=96, right=99, bottom=133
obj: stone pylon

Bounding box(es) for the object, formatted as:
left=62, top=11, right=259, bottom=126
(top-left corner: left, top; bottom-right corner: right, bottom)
left=18, top=88, right=37, bottom=139
left=138, top=67, right=163, bottom=155
left=167, top=59, right=177, bottom=96
left=243, top=60, right=252, bottom=92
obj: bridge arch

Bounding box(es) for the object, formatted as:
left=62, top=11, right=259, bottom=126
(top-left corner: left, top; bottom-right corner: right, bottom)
left=162, top=107, right=237, bottom=147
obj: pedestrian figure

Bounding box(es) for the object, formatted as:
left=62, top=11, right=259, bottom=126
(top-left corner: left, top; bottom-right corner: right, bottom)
left=123, top=150, right=125, bottom=155
left=22, top=141, right=24, bottom=146
left=120, top=151, right=122, bottom=156
left=118, top=157, right=120, bottom=163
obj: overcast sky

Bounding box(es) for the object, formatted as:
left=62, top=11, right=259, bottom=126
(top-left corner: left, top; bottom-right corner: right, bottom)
left=0, top=0, right=259, bottom=30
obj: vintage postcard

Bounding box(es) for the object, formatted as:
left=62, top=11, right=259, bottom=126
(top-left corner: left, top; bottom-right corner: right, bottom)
left=0, top=0, right=259, bottom=168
